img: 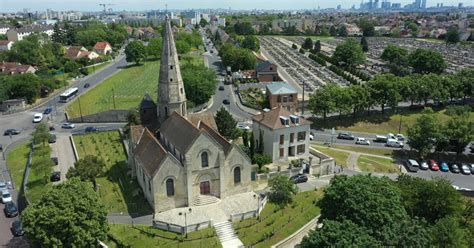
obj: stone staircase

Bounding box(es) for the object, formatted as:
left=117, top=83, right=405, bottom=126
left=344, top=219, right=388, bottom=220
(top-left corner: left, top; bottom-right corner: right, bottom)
left=192, top=195, right=220, bottom=206
left=214, top=221, right=244, bottom=248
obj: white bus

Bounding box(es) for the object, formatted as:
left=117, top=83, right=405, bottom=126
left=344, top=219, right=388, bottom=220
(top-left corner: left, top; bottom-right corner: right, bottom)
left=59, top=87, right=79, bottom=103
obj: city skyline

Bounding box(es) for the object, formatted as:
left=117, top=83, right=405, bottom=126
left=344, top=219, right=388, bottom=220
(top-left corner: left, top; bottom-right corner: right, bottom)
left=1, top=0, right=472, bottom=12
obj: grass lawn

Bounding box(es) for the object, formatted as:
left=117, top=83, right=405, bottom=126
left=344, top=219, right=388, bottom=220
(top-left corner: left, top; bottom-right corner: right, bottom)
left=27, top=143, right=54, bottom=204
left=357, top=155, right=399, bottom=173
left=312, top=145, right=350, bottom=168
left=234, top=190, right=322, bottom=248
left=87, top=61, right=112, bottom=74
left=106, top=224, right=221, bottom=248
left=327, top=144, right=394, bottom=157
left=66, top=60, right=160, bottom=118
left=73, top=130, right=152, bottom=215
left=6, top=143, right=30, bottom=189
left=311, top=108, right=474, bottom=135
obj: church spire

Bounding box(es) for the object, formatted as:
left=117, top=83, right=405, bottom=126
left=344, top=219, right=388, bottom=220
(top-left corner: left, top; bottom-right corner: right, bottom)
left=157, top=15, right=187, bottom=124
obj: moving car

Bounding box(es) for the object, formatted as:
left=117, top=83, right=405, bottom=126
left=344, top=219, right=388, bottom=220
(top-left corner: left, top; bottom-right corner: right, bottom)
left=51, top=171, right=61, bottom=182
left=43, top=107, right=53, bottom=115
left=33, top=113, right=43, bottom=123
left=4, top=129, right=21, bottom=136
left=429, top=160, right=439, bottom=171
left=218, top=86, right=225, bottom=91
left=222, top=99, right=230, bottom=105
left=386, top=139, right=403, bottom=148
left=439, top=161, right=449, bottom=172
left=85, top=126, right=100, bottom=133
left=405, top=159, right=420, bottom=172
left=419, top=161, right=429, bottom=170
left=4, top=202, right=18, bottom=217
left=84, top=83, right=90, bottom=88
left=337, top=132, right=355, bottom=140
left=61, top=123, right=75, bottom=129
left=2, top=189, right=12, bottom=203
left=460, top=164, right=471, bottom=175
left=236, top=124, right=250, bottom=130
left=355, top=137, right=370, bottom=145
left=290, top=174, right=308, bottom=184
left=449, top=163, right=460, bottom=174
left=11, top=220, right=24, bottom=236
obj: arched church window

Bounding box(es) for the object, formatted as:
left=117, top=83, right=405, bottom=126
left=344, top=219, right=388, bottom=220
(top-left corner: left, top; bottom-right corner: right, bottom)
left=166, top=179, right=174, bottom=196
left=201, top=152, right=209, bottom=168
left=170, top=65, right=173, bottom=70
left=234, top=167, right=241, bottom=184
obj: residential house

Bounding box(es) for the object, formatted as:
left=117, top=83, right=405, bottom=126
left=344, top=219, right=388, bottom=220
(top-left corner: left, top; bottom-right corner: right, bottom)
left=256, top=60, right=280, bottom=82
left=266, top=82, right=298, bottom=113
left=344, top=23, right=363, bottom=36
left=0, top=24, right=10, bottom=35
left=0, top=40, right=14, bottom=51
left=252, top=106, right=311, bottom=161
left=93, top=41, right=112, bottom=55
left=6, top=24, right=54, bottom=41
left=65, top=46, right=99, bottom=60
left=0, top=62, right=36, bottom=75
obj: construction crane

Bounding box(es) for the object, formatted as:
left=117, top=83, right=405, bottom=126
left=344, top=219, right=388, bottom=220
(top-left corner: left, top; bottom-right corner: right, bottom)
left=99, top=3, right=115, bottom=15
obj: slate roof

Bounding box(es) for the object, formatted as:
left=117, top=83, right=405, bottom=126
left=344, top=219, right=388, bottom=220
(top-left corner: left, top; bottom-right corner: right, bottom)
left=187, top=112, right=218, bottom=131
left=198, top=121, right=232, bottom=154
left=252, top=106, right=310, bottom=130
left=159, top=112, right=201, bottom=154
left=134, top=128, right=168, bottom=177
left=266, top=82, right=297, bottom=95
left=256, top=60, right=274, bottom=72
left=139, top=94, right=156, bottom=109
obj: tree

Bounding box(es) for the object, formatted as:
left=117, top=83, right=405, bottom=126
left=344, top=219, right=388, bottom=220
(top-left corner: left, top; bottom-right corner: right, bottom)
left=443, top=115, right=474, bottom=154
left=337, top=26, right=348, bottom=37
left=249, top=132, right=255, bottom=162
left=359, top=18, right=376, bottom=37
left=51, top=23, right=65, bottom=44
left=314, top=40, right=321, bottom=53
left=146, top=38, right=162, bottom=59
left=291, top=43, right=298, bottom=49
left=182, top=64, right=218, bottom=105
left=332, top=38, right=366, bottom=67
left=64, top=60, right=80, bottom=74
left=175, top=40, right=191, bottom=54
left=215, top=107, right=238, bottom=140
left=302, top=37, right=313, bottom=50
left=317, top=175, right=407, bottom=245
left=308, top=85, right=336, bottom=120
left=22, top=178, right=108, bottom=247
left=360, top=36, right=369, bottom=52
left=329, top=26, right=338, bottom=36
left=407, top=109, right=440, bottom=157
left=381, top=45, right=409, bottom=65
left=219, top=44, right=256, bottom=71
left=366, top=74, right=401, bottom=113
left=445, top=26, right=460, bottom=44
left=268, top=174, right=297, bottom=208
left=349, top=84, right=369, bottom=117
left=432, top=216, right=469, bottom=248
left=300, top=220, right=381, bottom=248
left=125, top=40, right=146, bottom=65
left=241, top=35, right=260, bottom=51
left=32, top=123, right=50, bottom=146
left=409, top=48, right=446, bottom=74
left=199, top=18, right=209, bottom=27
left=253, top=154, right=272, bottom=172
left=67, top=155, right=106, bottom=190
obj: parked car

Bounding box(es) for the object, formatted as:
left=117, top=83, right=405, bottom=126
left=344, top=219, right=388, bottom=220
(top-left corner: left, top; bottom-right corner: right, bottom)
left=469, top=164, right=474, bottom=174
left=51, top=157, right=58, bottom=165
left=419, top=161, right=429, bottom=170
left=4, top=202, right=18, bottom=217
left=386, top=139, right=404, bottom=148
left=2, top=190, right=12, bottom=203
left=337, top=132, right=355, bottom=140
left=0, top=181, right=6, bottom=191
left=61, top=123, right=75, bottom=129
left=50, top=171, right=61, bottom=182
left=49, top=125, right=55, bottom=131
left=48, top=134, right=56, bottom=144
left=85, top=126, right=100, bottom=133
left=84, top=83, right=90, bottom=88
left=11, top=220, right=24, bottom=236
left=43, top=107, right=53, bottom=115
left=218, top=86, right=225, bottom=91
left=236, top=124, right=250, bottom=130
left=222, top=99, right=230, bottom=105
left=355, top=137, right=370, bottom=145
left=449, top=163, right=460, bottom=174
left=460, top=164, right=471, bottom=175
left=429, top=160, right=439, bottom=171
left=33, top=113, right=43, bottom=123
left=4, top=129, right=21, bottom=136
left=309, top=134, right=314, bottom=141
left=396, top=134, right=406, bottom=141
left=290, top=174, right=308, bottom=184
left=439, top=161, right=449, bottom=172
left=405, top=159, right=420, bottom=172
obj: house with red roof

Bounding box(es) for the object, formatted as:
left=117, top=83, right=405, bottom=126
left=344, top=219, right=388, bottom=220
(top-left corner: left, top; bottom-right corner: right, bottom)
left=0, top=40, right=14, bottom=51
left=65, top=46, right=99, bottom=60
left=93, top=41, right=112, bottom=55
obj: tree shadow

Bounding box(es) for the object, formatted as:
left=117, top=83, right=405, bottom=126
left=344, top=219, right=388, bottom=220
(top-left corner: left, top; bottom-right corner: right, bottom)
left=117, top=63, right=144, bottom=69
left=106, top=161, right=153, bottom=217
left=6, top=236, right=30, bottom=248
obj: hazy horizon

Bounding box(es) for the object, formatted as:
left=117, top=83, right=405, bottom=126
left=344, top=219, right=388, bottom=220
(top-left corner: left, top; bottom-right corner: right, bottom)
left=0, top=0, right=472, bottom=12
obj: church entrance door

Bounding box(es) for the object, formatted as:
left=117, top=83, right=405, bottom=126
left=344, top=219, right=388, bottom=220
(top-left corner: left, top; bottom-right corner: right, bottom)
left=200, top=181, right=210, bottom=195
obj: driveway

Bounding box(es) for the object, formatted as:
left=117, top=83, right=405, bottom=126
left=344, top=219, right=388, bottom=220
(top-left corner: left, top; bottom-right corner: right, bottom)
left=51, top=134, right=76, bottom=181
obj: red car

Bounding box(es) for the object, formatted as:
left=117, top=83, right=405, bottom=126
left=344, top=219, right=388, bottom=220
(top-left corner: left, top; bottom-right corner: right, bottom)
left=429, top=160, right=439, bottom=171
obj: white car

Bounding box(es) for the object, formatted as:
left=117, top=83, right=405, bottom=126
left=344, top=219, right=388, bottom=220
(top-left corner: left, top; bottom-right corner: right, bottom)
left=419, top=161, right=429, bottom=170
left=355, top=137, right=370, bottom=145
left=2, top=189, right=12, bottom=203
left=236, top=124, right=250, bottom=130
left=309, top=134, right=314, bottom=141
left=61, top=123, right=76, bottom=129
left=33, top=113, right=43, bottom=123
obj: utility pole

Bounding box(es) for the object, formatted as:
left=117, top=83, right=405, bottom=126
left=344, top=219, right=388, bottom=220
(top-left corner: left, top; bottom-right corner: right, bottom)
left=78, top=97, right=84, bottom=123
left=112, top=88, right=116, bottom=109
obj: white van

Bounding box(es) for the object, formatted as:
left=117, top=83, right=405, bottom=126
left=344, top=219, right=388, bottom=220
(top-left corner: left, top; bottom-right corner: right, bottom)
left=386, top=138, right=403, bottom=148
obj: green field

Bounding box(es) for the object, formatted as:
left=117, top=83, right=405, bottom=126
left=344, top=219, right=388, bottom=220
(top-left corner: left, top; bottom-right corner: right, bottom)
left=106, top=225, right=221, bottom=248
left=234, top=190, right=322, bottom=248
left=73, top=131, right=152, bottom=214
left=27, top=144, right=54, bottom=203
left=312, top=145, right=350, bottom=168
left=87, top=61, right=112, bottom=74
left=357, top=155, right=399, bottom=173
left=6, top=143, right=30, bottom=189
left=311, top=108, right=474, bottom=135
left=66, top=60, right=160, bottom=118
left=326, top=144, right=394, bottom=157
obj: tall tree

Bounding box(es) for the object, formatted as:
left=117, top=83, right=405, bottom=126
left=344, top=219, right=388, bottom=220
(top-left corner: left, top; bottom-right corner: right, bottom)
left=268, top=174, right=297, bottom=208
left=302, top=37, right=313, bottom=50
left=308, top=85, right=336, bottom=120
left=67, top=155, right=106, bottom=190
left=215, top=107, right=238, bottom=140
left=329, top=25, right=337, bottom=36
left=241, top=35, right=260, bottom=51
left=409, top=48, right=446, bottom=74
left=314, top=40, right=321, bottom=53
left=359, top=18, right=376, bottom=37
left=432, top=216, right=469, bottom=248
left=182, top=64, right=218, bottom=105
left=22, top=178, right=108, bottom=247
left=332, top=38, right=366, bottom=67
left=366, top=74, right=401, bottom=113
left=443, top=114, right=474, bottom=154
left=445, top=26, right=460, bottom=44
left=125, top=40, right=146, bottom=65
left=51, top=23, right=65, bottom=44
left=407, top=109, right=440, bottom=157
left=146, top=38, right=162, bottom=59
left=360, top=36, right=369, bottom=52
left=337, top=26, right=348, bottom=37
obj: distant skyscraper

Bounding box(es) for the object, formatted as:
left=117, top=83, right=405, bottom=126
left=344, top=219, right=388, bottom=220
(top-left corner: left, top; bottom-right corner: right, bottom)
left=421, top=0, right=427, bottom=8
left=415, top=0, right=422, bottom=8
left=337, top=4, right=342, bottom=10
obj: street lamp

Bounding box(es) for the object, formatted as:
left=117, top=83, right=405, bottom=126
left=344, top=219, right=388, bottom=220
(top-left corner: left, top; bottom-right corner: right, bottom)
left=179, top=208, right=192, bottom=238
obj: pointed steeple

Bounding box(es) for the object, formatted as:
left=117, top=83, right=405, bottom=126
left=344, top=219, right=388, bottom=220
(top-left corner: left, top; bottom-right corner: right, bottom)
left=157, top=16, right=187, bottom=124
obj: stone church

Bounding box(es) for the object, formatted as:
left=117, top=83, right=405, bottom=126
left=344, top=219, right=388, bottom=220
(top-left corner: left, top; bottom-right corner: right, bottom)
left=128, top=17, right=252, bottom=213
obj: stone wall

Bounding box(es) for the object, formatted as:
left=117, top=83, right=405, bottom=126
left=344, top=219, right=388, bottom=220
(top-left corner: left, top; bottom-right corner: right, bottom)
left=67, top=109, right=129, bottom=123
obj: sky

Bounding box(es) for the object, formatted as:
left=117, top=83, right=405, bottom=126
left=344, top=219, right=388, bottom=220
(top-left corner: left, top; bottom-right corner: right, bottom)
left=0, top=0, right=472, bottom=12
